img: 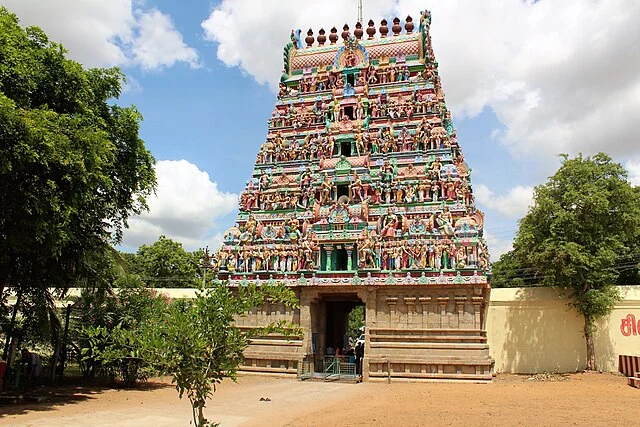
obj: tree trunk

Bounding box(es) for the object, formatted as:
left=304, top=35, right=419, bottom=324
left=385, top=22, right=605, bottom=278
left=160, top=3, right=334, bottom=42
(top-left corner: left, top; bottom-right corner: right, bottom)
left=197, top=404, right=205, bottom=426
left=584, top=313, right=596, bottom=371
left=3, top=288, right=22, bottom=360
left=190, top=400, right=206, bottom=427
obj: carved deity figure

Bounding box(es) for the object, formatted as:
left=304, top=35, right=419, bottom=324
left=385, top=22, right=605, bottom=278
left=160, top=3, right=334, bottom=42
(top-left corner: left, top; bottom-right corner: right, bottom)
left=350, top=171, right=364, bottom=202
left=381, top=160, right=395, bottom=183
left=358, top=229, right=377, bottom=269
left=398, top=126, right=413, bottom=151
left=430, top=157, right=442, bottom=179
left=319, top=172, right=334, bottom=205
left=379, top=207, right=399, bottom=239
left=301, top=234, right=318, bottom=270
left=437, top=206, right=455, bottom=236
left=354, top=130, right=365, bottom=156
left=355, top=95, right=365, bottom=120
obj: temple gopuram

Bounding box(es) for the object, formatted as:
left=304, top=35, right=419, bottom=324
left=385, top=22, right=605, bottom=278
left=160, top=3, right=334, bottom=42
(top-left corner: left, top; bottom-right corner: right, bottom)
left=212, top=11, right=493, bottom=382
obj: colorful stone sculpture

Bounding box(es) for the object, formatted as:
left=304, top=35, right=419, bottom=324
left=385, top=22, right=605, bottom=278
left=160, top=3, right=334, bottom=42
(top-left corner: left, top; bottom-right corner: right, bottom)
left=215, top=12, right=490, bottom=286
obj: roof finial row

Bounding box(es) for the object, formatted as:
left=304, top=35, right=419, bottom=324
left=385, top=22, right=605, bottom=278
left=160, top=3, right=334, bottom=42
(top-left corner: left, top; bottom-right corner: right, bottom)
left=301, top=16, right=416, bottom=49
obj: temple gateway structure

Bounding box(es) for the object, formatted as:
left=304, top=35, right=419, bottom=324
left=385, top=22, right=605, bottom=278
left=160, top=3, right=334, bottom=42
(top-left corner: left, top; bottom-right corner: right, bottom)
left=211, top=10, right=493, bottom=381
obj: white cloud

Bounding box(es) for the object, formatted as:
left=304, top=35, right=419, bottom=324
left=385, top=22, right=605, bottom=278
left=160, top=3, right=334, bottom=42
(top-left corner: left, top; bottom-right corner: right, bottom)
left=0, top=0, right=199, bottom=71
left=201, top=0, right=397, bottom=89
left=132, top=9, right=200, bottom=71
left=122, top=160, right=238, bottom=251
left=484, top=229, right=514, bottom=261
left=475, top=184, right=533, bottom=219
left=201, top=0, right=640, bottom=162
left=627, top=159, right=640, bottom=186
left=0, top=0, right=134, bottom=67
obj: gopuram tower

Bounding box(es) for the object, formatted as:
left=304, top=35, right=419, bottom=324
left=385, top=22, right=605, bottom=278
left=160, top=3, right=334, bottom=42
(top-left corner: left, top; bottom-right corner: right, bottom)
left=213, top=11, right=493, bottom=382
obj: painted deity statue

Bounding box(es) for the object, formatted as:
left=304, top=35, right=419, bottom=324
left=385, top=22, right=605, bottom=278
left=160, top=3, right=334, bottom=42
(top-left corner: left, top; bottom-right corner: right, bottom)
left=379, top=207, right=399, bottom=239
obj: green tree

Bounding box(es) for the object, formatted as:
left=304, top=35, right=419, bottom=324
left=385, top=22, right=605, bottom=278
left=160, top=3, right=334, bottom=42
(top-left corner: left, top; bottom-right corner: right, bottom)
left=124, top=236, right=202, bottom=288
left=0, top=7, right=155, bottom=355
left=490, top=251, right=535, bottom=288
left=347, top=305, right=365, bottom=341
left=145, top=283, right=299, bottom=426
left=508, top=153, right=640, bottom=370
left=72, top=284, right=169, bottom=381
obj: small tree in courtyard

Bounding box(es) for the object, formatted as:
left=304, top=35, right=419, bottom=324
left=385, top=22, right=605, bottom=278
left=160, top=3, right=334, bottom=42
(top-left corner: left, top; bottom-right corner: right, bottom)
left=144, top=282, right=299, bottom=427
left=508, top=153, right=640, bottom=370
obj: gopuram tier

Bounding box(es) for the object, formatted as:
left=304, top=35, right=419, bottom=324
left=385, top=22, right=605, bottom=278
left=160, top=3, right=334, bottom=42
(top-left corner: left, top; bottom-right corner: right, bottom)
left=213, top=11, right=493, bottom=382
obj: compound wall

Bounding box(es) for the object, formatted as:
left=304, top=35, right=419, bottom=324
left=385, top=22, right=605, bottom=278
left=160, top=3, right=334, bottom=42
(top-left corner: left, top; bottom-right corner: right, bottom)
left=105, top=285, right=640, bottom=374
left=487, top=286, right=640, bottom=373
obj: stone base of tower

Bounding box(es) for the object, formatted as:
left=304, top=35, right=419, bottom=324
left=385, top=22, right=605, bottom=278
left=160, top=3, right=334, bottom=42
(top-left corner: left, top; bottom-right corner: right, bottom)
left=364, top=328, right=493, bottom=382
left=235, top=282, right=493, bottom=382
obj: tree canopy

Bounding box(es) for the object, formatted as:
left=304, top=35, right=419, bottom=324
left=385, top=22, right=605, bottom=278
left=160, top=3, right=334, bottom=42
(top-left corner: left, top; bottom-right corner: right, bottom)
left=493, top=153, right=640, bottom=369
left=122, top=235, right=202, bottom=288
left=0, top=7, right=156, bottom=295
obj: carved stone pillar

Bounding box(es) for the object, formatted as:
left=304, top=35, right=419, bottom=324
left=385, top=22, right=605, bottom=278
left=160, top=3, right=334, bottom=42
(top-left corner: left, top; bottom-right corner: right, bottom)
left=455, top=296, right=467, bottom=329
left=418, top=297, right=431, bottom=328
left=360, top=288, right=378, bottom=329
left=437, top=297, right=449, bottom=329
left=361, top=288, right=378, bottom=381
left=386, top=297, right=398, bottom=326
left=471, top=296, right=484, bottom=329
left=346, top=245, right=354, bottom=271
left=299, top=295, right=313, bottom=355
left=404, top=297, right=416, bottom=326
left=324, top=245, right=333, bottom=271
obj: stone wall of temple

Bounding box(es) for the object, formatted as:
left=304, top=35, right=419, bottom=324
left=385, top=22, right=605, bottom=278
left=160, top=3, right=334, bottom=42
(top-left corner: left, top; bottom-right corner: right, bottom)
left=234, top=284, right=640, bottom=379
left=235, top=283, right=492, bottom=381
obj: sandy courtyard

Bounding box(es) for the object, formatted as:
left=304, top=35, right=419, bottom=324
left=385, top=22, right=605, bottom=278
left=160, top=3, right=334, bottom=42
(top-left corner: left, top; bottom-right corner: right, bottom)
left=0, top=372, right=636, bottom=426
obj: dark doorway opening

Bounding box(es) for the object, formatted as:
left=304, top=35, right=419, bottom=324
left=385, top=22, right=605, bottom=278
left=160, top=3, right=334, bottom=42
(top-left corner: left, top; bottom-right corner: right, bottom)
left=346, top=74, right=355, bottom=86
left=344, top=106, right=354, bottom=120
left=340, top=141, right=351, bottom=156
left=323, top=297, right=364, bottom=355
left=335, top=247, right=349, bottom=271
left=307, top=293, right=365, bottom=379
left=336, top=184, right=349, bottom=200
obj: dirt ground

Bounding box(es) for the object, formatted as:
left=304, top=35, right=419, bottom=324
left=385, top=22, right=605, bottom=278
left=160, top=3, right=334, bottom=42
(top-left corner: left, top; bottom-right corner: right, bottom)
left=0, top=372, right=636, bottom=426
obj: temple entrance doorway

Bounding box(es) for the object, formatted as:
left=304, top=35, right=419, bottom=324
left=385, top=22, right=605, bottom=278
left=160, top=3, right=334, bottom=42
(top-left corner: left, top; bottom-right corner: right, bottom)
left=309, top=293, right=365, bottom=379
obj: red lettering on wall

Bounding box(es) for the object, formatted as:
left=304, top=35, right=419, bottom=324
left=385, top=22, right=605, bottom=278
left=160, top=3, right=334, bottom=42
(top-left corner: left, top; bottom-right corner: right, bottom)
left=620, top=314, right=640, bottom=337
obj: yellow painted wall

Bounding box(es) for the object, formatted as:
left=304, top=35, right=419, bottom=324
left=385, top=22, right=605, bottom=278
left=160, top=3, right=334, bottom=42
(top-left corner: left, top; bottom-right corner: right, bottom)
left=487, top=286, right=640, bottom=373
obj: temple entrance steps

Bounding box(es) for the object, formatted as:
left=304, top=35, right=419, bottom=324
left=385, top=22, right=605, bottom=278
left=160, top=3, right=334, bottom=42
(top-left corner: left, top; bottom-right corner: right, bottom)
left=366, top=327, right=494, bottom=382
left=240, top=333, right=304, bottom=377
left=367, top=356, right=493, bottom=382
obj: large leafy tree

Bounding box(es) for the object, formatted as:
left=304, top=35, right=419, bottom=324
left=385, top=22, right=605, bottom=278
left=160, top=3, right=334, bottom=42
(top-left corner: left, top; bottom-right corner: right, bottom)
left=506, top=153, right=640, bottom=370
left=0, top=8, right=155, bottom=351
left=123, top=236, right=202, bottom=287
left=490, top=251, right=535, bottom=288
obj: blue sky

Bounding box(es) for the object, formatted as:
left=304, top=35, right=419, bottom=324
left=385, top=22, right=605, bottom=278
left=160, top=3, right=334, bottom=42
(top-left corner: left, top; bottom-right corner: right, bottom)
left=2, top=0, right=639, bottom=258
